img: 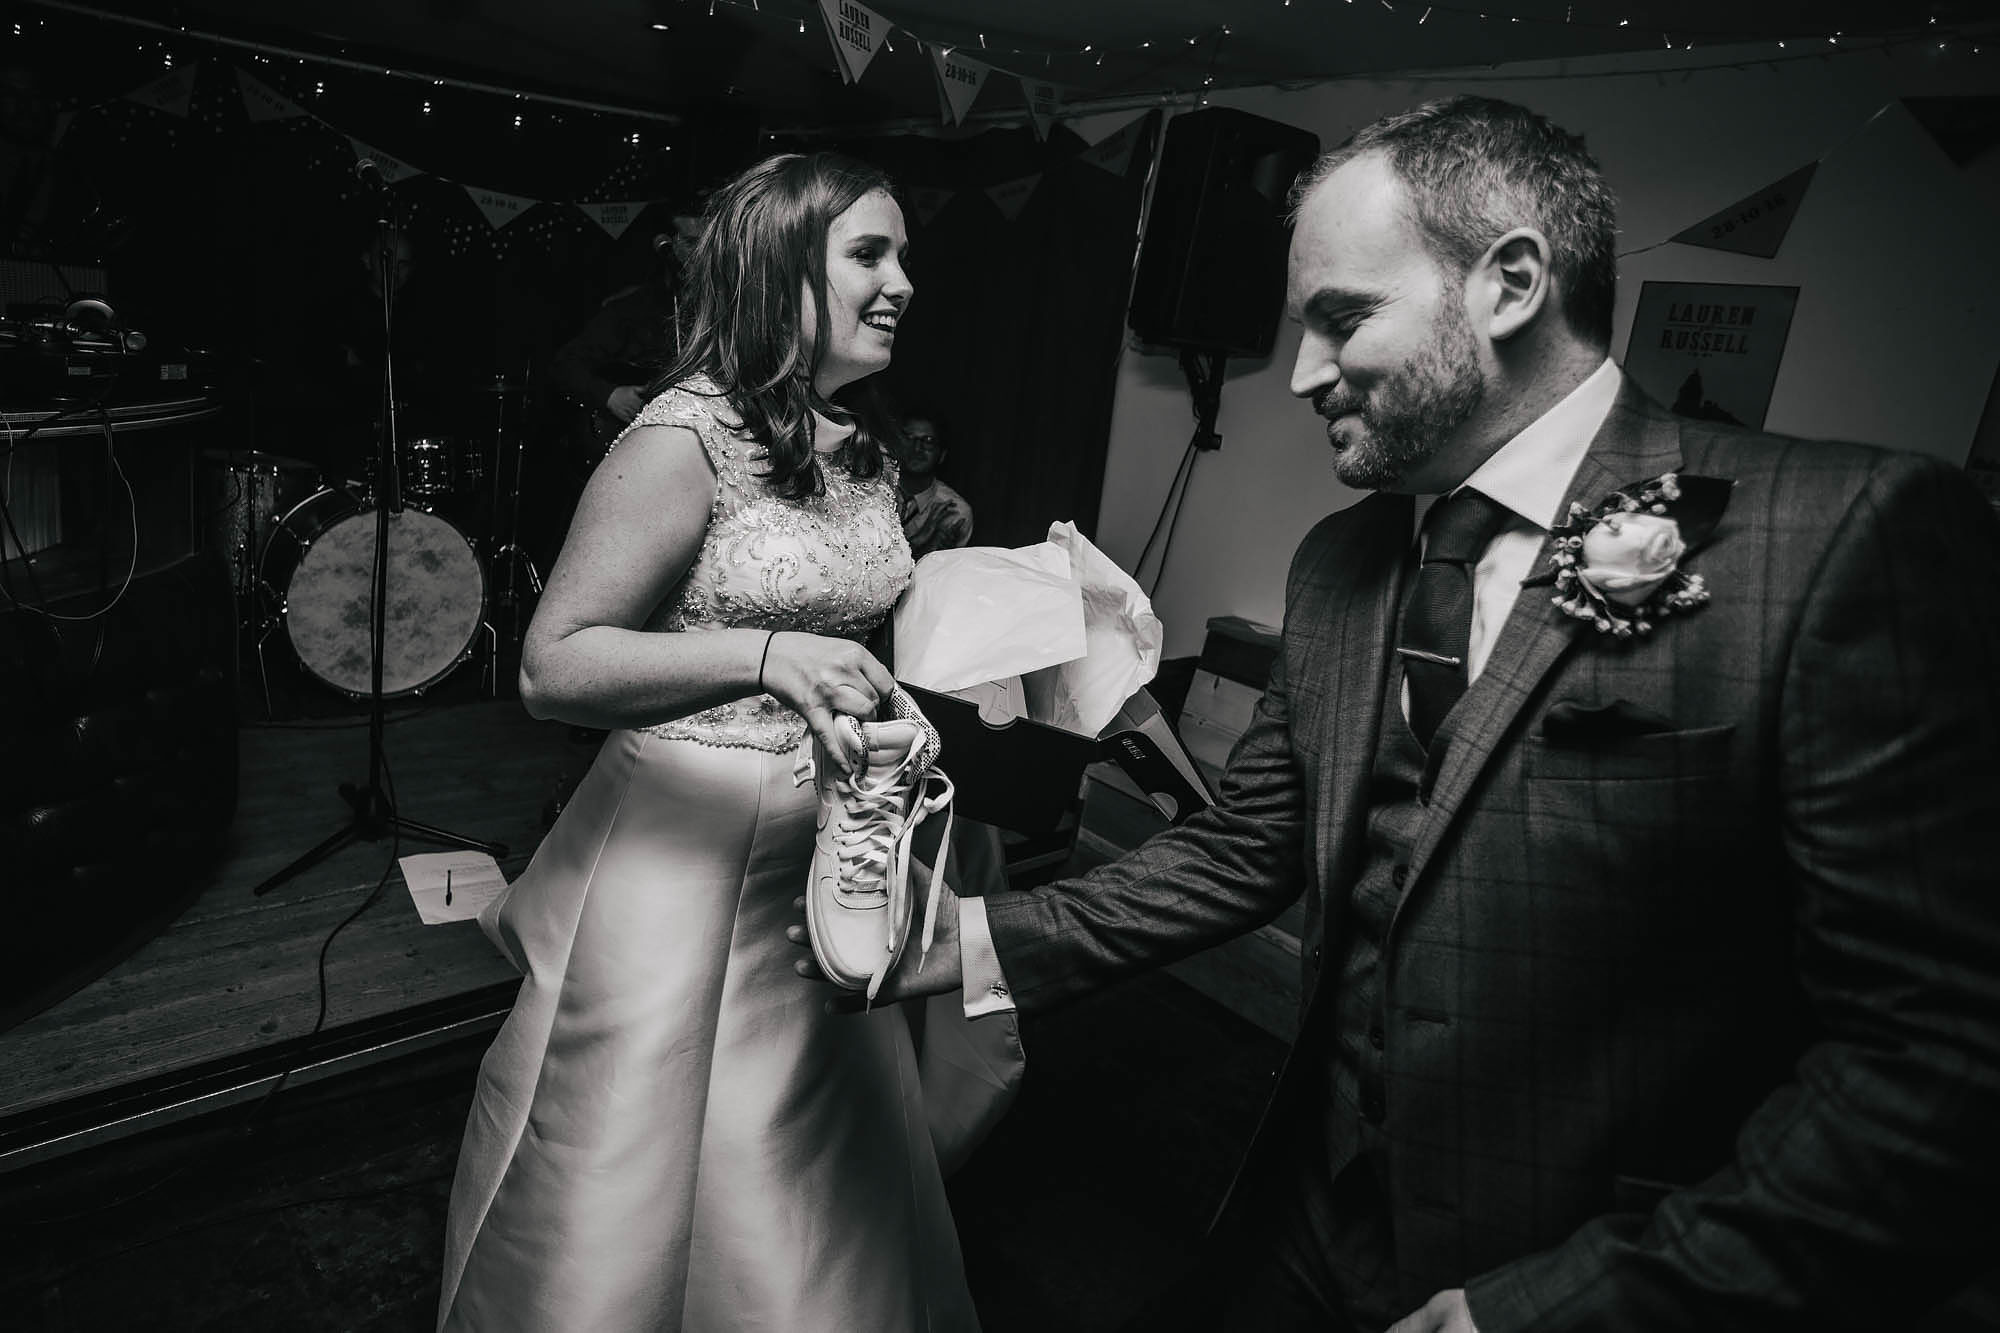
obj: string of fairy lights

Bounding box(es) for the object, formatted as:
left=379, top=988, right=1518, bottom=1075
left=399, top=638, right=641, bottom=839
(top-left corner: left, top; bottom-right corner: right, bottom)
left=8, top=0, right=1994, bottom=166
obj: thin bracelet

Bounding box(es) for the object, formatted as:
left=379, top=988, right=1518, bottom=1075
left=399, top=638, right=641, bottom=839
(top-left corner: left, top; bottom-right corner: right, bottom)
left=757, top=631, right=776, bottom=691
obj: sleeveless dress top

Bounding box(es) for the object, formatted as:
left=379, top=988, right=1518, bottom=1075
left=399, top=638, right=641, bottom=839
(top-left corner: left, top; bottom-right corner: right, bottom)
left=633, top=375, right=912, bottom=751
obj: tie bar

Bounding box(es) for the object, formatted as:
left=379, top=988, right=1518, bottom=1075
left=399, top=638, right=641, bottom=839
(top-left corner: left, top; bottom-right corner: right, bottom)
left=1396, top=647, right=1463, bottom=668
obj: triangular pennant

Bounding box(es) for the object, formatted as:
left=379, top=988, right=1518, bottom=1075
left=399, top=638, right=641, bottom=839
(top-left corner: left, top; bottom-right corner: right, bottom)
left=235, top=67, right=308, bottom=122
left=1021, top=78, right=1061, bottom=142
left=578, top=200, right=647, bottom=240
left=349, top=138, right=423, bottom=185
left=1670, top=162, right=1817, bottom=259
left=985, top=173, right=1041, bottom=222
left=1078, top=115, right=1145, bottom=177
left=819, top=0, right=888, bottom=84
left=51, top=109, right=74, bottom=148
left=909, top=185, right=954, bottom=225
left=466, top=185, right=537, bottom=229
left=930, top=47, right=989, bottom=127
left=125, top=63, right=200, bottom=118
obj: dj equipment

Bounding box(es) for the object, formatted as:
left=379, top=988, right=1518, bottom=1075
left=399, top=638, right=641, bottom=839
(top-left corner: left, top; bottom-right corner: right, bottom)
left=257, top=485, right=487, bottom=699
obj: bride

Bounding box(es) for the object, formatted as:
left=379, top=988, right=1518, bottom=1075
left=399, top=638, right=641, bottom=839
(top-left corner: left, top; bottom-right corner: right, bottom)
left=437, top=151, right=1001, bottom=1332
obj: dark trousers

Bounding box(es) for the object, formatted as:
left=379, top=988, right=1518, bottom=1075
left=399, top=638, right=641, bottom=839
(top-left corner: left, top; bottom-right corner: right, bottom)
left=1120, top=1112, right=1401, bottom=1333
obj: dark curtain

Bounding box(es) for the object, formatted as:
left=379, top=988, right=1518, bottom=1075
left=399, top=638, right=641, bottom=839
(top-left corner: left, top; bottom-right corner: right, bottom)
left=835, top=115, right=1160, bottom=549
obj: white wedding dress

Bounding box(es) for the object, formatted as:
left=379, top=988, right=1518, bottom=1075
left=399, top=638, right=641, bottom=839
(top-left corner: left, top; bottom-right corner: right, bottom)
left=438, top=379, right=1014, bottom=1331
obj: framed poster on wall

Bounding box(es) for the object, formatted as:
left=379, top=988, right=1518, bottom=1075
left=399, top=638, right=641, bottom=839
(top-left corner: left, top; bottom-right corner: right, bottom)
left=1622, top=280, right=1800, bottom=430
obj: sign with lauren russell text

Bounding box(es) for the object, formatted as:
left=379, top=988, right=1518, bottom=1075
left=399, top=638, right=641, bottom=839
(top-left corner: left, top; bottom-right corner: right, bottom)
left=1670, top=162, right=1817, bottom=259
left=820, top=0, right=889, bottom=84
left=986, top=173, right=1041, bottom=221
left=349, top=138, right=424, bottom=185
left=1021, top=78, right=1061, bottom=141
left=931, top=47, right=989, bottom=127
left=1622, top=281, right=1800, bottom=431
left=576, top=200, right=651, bottom=239
left=1078, top=115, right=1145, bottom=177
left=236, top=68, right=308, bottom=122
left=125, top=63, right=201, bottom=117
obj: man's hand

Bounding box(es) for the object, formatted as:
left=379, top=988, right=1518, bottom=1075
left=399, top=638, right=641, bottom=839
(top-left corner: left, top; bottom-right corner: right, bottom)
left=606, top=383, right=647, bottom=424
left=789, top=877, right=964, bottom=1013
left=1387, top=1289, right=1478, bottom=1333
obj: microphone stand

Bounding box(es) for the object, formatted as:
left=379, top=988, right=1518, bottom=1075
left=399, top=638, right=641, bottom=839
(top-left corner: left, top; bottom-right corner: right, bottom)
left=253, top=192, right=505, bottom=897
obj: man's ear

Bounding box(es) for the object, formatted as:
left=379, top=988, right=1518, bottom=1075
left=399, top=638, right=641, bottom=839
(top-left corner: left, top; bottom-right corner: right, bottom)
left=1470, top=227, right=1553, bottom=342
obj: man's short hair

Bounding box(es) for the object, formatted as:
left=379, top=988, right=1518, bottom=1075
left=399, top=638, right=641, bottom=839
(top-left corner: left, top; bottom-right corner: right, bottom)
left=1288, top=95, right=1618, bottom=347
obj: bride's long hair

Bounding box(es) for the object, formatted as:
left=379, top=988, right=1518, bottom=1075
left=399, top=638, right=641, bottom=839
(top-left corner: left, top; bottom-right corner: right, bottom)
left=651, top=152, right=899, bottom=499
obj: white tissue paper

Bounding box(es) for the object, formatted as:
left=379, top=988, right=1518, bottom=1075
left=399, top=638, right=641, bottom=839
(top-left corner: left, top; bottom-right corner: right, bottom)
left=1021, top=522, right=1164, bottom=738
left=892, top=542, right=1086, bottom=696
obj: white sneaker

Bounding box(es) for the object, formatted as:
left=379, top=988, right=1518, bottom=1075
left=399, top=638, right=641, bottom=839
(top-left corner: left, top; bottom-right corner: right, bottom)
left=806, top=691, right=953, bottom=1003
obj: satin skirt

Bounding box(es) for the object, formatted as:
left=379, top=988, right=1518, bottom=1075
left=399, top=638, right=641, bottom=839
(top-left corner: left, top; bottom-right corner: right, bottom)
left=439, top=729, right=989, bottom=1332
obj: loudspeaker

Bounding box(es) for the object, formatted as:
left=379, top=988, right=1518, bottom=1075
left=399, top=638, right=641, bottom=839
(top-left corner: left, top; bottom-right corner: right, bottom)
left=1128, top=108, right=1321, bottom=358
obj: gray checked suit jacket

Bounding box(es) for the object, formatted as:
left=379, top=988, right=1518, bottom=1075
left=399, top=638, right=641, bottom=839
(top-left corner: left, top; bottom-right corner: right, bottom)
left=982, top=376, right=2000, bottom=1331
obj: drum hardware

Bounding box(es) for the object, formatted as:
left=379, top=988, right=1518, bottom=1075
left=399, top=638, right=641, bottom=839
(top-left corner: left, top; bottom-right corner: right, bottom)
left=198, top=448, right=319, bottom=620
left=250, top=204, right=504, bottom=900
left=480, top=372, right=543, bottom=661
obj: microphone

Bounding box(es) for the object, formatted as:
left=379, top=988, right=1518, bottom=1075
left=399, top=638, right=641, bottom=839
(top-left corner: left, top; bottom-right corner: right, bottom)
left=355, top=157, right=390, bottom=192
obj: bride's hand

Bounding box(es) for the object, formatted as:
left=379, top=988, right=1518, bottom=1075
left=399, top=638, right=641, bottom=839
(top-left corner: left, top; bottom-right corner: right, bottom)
left=757, top=631, right=895, bottom=774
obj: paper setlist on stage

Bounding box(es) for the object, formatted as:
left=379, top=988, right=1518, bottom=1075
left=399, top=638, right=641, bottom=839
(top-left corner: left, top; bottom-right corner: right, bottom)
left=399, top=851, right=508, bottom=925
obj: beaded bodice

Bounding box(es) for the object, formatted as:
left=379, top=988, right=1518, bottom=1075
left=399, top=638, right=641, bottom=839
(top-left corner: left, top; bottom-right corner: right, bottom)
left=620, top=376, right=912, bottom=751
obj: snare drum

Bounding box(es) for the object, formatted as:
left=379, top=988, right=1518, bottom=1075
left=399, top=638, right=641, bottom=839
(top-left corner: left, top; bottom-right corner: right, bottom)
left=260, top=487, right=486, bottom=698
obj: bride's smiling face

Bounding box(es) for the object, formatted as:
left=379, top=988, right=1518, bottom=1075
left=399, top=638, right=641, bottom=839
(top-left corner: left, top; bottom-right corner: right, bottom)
left=805, top=189, right=912, bottom=397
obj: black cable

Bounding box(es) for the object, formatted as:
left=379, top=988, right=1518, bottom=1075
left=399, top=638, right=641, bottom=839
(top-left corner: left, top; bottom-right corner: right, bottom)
left=1133, top=433, right=1200, bottom=598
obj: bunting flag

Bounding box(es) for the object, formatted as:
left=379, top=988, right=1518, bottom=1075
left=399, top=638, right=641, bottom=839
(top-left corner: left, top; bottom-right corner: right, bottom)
left=348, top=137, right=424, bottom=185
left=125, top=63, right=201, bottom=118
left=819, top=0, right=889, bottom=85
left=931, top=47, right=989, bottom=127
left=909, top=185, right=954, bottom=225
left=1078, top=115, right=1146, bottom=177
left=235, top=67, right=309, bottom=122
left=986, top=173, right=1041, bottom=222
left=467, top=185, right=538, bottom=229
left=51, top=109, right=74, bottom=148
left=1021, top=78, right=1061, bottom=142
left=578, top=200, right=648, bottom=239
left=1670, top=163, right=1817, bottom=259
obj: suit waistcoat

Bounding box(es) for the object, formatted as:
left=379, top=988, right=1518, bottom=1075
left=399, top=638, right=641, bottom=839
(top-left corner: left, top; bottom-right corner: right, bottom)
left=1322, top=656, right=1429, bottom=1176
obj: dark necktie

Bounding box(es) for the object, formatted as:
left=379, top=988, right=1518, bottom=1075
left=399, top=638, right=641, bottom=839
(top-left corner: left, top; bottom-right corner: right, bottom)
left=1399, top=488, right=1512, bottom=749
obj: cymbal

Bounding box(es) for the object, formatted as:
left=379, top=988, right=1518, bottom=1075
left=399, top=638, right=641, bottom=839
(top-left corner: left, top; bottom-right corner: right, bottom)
left=479, top=378, right=528, bottom=395
left=200, top=447, right=319, bottom=472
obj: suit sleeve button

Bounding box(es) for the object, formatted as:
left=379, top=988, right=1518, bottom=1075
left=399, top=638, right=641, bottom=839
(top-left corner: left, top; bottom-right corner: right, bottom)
left=1391, top=865, right=1408, bottom=888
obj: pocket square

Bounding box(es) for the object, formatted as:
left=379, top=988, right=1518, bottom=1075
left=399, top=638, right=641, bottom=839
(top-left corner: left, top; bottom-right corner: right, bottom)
left=1540, top=698, right=1678, bottom=742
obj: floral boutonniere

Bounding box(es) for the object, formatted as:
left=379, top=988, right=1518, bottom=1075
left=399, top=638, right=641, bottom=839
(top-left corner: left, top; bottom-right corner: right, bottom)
left=1536, top=472, right=1732, bottom=638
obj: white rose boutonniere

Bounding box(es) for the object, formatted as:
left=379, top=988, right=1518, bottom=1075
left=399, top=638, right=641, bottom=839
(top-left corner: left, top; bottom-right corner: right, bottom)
left=1536, top=472, right=1732, bottom=638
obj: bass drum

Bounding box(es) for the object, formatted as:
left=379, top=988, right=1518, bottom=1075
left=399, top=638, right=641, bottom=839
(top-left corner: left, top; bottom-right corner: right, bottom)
left=262, top=487, right=486, bottom=698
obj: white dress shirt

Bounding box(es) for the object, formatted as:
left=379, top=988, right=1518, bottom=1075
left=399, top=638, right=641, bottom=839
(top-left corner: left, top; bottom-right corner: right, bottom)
left=957, top=358, right=1624, bottom=1018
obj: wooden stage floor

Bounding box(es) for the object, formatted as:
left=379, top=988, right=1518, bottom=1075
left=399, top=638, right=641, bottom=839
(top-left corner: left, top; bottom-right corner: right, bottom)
left=0, top=699, right=587, bottom=1172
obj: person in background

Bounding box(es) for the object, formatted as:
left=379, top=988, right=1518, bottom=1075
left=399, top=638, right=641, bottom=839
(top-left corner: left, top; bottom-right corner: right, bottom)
left=808, top=93, right=2000, bottom=1333
left=896, top=408, right=974, bottom=557
left=550, top=225, right=686, bottom=461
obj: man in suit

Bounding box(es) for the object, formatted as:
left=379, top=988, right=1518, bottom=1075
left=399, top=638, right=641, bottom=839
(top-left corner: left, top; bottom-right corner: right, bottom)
left=798, top=94, right=2000, bottom=1330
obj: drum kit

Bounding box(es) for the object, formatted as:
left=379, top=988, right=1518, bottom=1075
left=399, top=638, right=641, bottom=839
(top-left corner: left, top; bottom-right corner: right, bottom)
left=200, top=377, right=541, bottom=714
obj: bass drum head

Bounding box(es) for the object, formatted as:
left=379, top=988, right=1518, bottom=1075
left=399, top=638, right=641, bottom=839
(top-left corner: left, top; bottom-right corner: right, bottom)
left=284, top=506, right=486, bottom=697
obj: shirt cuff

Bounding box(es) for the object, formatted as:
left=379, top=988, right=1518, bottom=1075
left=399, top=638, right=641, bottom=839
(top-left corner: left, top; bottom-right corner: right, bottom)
left=957, top=894, right=1018, bottom=1018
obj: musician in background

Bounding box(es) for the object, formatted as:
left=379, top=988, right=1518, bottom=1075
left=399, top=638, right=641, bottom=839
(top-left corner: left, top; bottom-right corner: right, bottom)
left=313, top=225, right=459, bottom=480
left=550, top=225, right=686, bottom=460
left=894, top=409, right=973, bottom=558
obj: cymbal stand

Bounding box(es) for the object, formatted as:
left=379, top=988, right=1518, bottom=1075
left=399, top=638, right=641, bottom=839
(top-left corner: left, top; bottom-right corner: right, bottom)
left=252, top=199, right=505, bottom=897
left=485, top=378, right=543, bottom=652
